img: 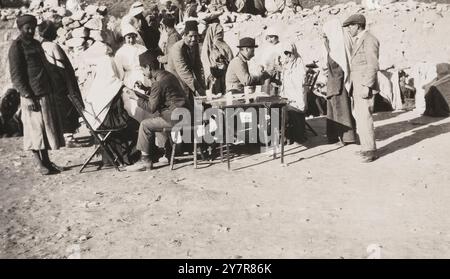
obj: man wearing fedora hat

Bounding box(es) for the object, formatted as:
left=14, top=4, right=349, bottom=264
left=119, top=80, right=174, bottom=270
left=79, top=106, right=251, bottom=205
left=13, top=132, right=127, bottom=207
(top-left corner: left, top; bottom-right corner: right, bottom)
left=226, top=37, right=270, bottom=92
left=342, top=14, right=380, bottom=163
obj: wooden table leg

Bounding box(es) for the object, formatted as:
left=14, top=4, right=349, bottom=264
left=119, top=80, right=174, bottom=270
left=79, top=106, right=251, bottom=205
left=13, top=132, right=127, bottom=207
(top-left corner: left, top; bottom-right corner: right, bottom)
left=281, top=105, right=286, bottom=165
left=226, top=143, right=230, bottom=171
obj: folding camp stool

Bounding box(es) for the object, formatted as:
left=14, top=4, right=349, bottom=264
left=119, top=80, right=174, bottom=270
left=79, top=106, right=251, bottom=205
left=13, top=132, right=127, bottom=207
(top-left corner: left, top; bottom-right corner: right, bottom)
left=304, top=67, right=320, bottom=136
left=68, top=94, right=125, bottom=173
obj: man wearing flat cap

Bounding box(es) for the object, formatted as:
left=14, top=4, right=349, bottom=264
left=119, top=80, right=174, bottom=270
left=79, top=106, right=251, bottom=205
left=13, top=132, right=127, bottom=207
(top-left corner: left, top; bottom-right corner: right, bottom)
left=8, top=14, right=65, bottom=175
left=226, top=37, right=270, bottom=92
left=166, top=20, right=206, bottom=103
left=343, top=13, right=380, bottom=162
left=126, top=51, right=188, bottom=171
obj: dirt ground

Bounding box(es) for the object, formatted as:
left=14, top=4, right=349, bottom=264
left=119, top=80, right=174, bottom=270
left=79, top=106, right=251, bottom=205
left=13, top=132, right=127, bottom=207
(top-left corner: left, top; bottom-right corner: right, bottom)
left=1, top=109, right=450, bottom=259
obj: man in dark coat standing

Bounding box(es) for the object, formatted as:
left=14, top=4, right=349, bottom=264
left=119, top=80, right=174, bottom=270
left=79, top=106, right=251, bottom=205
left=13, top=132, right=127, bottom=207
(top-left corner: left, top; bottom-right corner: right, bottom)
left=8, top=14, right=65, bottom=175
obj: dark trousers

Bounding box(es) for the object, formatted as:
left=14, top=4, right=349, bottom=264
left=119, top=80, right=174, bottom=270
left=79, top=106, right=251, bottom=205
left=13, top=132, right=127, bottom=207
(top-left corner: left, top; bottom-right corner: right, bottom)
left=286, top=107, right=306, bottom=143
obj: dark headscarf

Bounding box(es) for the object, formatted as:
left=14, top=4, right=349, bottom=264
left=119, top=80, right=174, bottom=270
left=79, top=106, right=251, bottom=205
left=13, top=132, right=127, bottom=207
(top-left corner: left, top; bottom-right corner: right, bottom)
left=16, top=14, right=37, bottom=29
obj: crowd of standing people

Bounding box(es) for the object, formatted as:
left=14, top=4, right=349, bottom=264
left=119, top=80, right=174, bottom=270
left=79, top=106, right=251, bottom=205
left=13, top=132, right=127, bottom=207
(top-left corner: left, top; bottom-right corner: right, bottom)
left=7, top=0, right=386, bottom=175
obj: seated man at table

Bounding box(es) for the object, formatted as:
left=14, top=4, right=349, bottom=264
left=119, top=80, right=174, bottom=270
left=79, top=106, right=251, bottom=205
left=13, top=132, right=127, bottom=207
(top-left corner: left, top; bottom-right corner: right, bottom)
left=225, top=37, right=271, bottom=93
left=126, top=51, right=188, bottom=172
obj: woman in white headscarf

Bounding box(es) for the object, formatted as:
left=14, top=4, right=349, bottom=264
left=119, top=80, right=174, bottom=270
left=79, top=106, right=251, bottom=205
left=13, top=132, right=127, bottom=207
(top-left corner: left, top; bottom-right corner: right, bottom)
left=280, top=42, right=307, bottom=144
left=201, top=22, right=234, bottom=94
left=322, top=18, right=356, bottom=145
left=115, top=23, right=152, bottom=122
left=115, top=24, right=147, bottom=89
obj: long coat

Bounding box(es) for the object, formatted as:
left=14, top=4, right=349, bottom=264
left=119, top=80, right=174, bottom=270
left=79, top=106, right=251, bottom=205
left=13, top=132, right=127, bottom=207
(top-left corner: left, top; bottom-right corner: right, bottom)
left=8, top=35, right=64, bottom=150
left=166, top=40, right=205, bottom=98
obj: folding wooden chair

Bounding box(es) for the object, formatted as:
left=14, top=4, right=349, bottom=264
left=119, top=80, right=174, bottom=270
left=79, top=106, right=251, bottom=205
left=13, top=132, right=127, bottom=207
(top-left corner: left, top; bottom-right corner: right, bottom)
left=68, top=94, right=124, bottom=173
left=304, top=67, right=320, bottom=136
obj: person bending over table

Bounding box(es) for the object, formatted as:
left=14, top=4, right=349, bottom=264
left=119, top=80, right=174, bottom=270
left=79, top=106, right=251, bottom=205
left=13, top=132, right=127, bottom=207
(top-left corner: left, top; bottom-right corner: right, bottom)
left=225, top=37, right=271, bottom=93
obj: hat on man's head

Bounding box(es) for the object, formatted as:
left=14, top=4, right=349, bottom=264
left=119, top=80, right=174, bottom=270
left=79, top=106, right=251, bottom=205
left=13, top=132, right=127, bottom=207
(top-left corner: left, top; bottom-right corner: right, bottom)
left=161, top=16, right=176, bottom=28
left=342, top=14, right=366, bottom=27
left=129, top=1, right=144, bottom=17
left=237, top=37, right=258, bottom=48
left=184, top=20, right=198, bottom=33
left=17, top=14, right=37, bottom=29
left=139, top=50, right=160, bottom=69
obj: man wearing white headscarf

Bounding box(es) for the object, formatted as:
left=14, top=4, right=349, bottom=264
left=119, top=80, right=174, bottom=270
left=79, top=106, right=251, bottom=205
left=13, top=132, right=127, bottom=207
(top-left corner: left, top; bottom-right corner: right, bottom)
left=322, top=18, right=356, bottom=146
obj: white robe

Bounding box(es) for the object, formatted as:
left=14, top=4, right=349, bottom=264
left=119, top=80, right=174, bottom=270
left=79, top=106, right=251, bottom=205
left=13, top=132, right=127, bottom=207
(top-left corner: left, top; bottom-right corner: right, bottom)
left=114, top=43, right=147, bottom=89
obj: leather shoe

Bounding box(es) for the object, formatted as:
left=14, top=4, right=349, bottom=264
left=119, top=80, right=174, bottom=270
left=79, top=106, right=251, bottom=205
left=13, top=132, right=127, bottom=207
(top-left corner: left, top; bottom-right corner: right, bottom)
left=126, top=156, right=153, bottom=172
left=360, top=151, right=378, bottom=163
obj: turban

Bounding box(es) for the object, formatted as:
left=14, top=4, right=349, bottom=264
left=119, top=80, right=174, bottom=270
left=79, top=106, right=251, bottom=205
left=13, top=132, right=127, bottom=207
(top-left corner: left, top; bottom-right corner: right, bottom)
left=17, top=14, right=37, bottom=29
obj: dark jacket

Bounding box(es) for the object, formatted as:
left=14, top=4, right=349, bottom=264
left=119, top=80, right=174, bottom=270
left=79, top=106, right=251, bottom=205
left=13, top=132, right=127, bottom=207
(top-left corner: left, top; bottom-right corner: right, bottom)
left=137, top=70, right=187, bottom=122
left=136, top=14, right=161, bottom=54
left=166, top=40, right=205, bottom=97
left=8, top=35, right=53, bottom=98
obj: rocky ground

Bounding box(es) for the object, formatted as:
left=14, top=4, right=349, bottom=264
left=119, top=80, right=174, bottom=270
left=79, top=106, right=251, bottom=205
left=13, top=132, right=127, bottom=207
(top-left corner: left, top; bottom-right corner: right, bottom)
left=1, top=110, right=450, bottom=259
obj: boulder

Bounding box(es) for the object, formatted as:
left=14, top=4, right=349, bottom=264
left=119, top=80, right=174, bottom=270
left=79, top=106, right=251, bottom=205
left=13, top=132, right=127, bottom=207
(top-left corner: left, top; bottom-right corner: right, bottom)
left=85, top=5, right=99, bottom=16
left=84, top=17, right=103, bottom=30
left=62, top=17, right=74, bottom=26
left=65, top=37, right=85, bottom=48
left=56, top=7, right=68, bottom=17
left=89, top=30, right=103, bottom=41
left=71, top=27, right=89, bottom=38
left=71, top=10, right=86, bottom=21
left=79, top=16, right=90, bottom=25
left=66, top=20, right=81, bottom=30
left=57, top=27, right=68, bottom=38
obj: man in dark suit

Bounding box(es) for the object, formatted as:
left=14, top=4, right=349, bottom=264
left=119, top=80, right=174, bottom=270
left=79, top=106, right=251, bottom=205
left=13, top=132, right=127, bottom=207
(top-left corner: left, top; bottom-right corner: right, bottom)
left=126, top=51, right=188, bottom=171
left=343, top=14, right=380, bottom=163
